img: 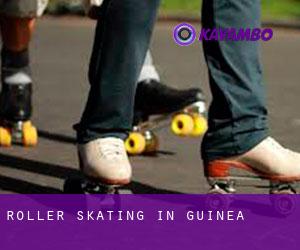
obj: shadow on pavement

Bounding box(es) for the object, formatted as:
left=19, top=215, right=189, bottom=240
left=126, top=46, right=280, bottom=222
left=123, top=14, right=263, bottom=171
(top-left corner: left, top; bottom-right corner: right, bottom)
left=0, top=153, right=179, bottom=194
left=38, top=129, right=176, bottom=156
left=38, top=129, right=76, bottom=145
left=0, top=153, right=78, bottom=179
left=136, top=150, right=176, bottom=157
left=126, top=181, right=180, bottom=194
left=0, top=175, right=62, bottom=193
left=0, top=153, right=287, bottom=218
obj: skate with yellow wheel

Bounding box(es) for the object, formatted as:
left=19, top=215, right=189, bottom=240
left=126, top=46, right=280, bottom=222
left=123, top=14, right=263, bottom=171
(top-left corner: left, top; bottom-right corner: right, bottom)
left=171, top=106, right=208, bottom=137
left=0, top=81, right=38, bottom=147
left=125, top=130, right=159, bottom=156
left=126, top=100, right=207, bottom=155
left=0, top=120, right=38, bottom=147
left=129, top=80, right=208, bottom=155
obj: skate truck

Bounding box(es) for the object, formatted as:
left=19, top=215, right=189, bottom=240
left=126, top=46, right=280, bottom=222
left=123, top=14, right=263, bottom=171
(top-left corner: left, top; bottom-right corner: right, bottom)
left=204, top=160, right=298, bottom=217
left=125, top=100, right=208, bottom=155
left=0, top=83, right=37, bottom=147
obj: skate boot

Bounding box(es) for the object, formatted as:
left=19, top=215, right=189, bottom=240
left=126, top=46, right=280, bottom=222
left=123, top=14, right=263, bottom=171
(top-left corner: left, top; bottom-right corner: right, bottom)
left=64, top=138, right=132, bottom=194
left=206, top=137, right=300, bottom=195
left=0, top=49, right=37, bottom=147
left=125, top=79, right=207, bottom=155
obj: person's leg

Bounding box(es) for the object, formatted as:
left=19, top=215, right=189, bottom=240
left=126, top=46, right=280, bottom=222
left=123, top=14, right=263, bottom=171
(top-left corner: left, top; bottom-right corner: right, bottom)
left=1, top=17, right=35, bottom=51
left=77, top=0, right=159, bottom=143
left=134, top=50, right=205, bottom=125
left=0, top=0, right=46, bottom=146
left=76, top=0, right=160, bottom=184
left=0, top=17, right=35, bottom=122
left=0, top=0, right=47, bottom=84
left=201, top=0, right=268, bottom=163
left=202, top=0, right=300, bottom=180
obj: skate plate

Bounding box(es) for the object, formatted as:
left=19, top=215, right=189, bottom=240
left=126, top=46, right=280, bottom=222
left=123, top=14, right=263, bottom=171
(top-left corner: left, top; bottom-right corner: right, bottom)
left=125, top=101, right=207, bottom=155
left=0, top=120, right=38, bottom=147
left=205, top=167, right=298, bottom=216
left=64, top=177, right=132, bottom=210
left=64, top=177, right=132, bottom=194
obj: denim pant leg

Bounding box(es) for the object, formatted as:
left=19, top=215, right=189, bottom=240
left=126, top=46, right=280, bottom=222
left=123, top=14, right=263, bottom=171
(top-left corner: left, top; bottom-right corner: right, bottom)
left=76, top=0, right=160, bottom=143
left=201, top=0, right=269, bottom=163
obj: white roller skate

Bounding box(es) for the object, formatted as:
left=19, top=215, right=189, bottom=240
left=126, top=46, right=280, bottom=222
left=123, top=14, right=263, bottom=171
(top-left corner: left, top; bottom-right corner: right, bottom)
left=64, top=137, right=132, bottom=194
left=205, top=137, right=300, bottom=216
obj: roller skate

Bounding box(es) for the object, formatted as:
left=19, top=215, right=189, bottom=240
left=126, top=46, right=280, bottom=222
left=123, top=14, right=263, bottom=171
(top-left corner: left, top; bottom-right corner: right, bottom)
left=125, top=79, right=208, bottom=155
left=83, top=0, right=105, bottom=19
left=204, top=137, right=300, bottom=216
left=64, top=137, right=132, bottom=194
left=0, top=70, right=37, bottom=147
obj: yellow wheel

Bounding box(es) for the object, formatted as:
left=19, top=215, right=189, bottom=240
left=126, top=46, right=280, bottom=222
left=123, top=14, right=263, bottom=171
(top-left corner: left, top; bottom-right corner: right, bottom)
left=125, top=132, right=146, bottom=155
left=22, top=124, right=38, bottom=147
left=171, top=114, right=194, bottom=136
left=191, top=115, right=208, bottom=137
left=144, top=131, right=159, bottom=154
left=22, top=121, right=33, bottom=130
left=0, top=127, right=12, bottom=147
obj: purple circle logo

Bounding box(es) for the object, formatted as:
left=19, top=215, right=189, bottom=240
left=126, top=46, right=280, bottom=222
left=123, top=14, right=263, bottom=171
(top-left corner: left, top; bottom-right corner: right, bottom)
left=173, top=23, right=196, bottom=46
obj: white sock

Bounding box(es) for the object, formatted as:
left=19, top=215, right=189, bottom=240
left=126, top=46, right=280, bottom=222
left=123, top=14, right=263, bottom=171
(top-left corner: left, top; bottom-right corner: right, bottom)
left=138, top=50, right=160, bottom=83
left=4, top=72, right=32, bottom=85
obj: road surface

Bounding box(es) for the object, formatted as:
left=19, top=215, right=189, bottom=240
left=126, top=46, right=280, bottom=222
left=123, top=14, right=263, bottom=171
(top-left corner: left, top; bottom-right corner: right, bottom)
left=0, top=17, right=300, bottom=194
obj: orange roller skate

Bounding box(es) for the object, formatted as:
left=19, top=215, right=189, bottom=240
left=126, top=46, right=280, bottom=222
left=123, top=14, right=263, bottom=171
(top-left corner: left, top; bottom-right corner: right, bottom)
left=204, top=137, right=300, bottom=215
left=126, top=80, right=207, bottom=155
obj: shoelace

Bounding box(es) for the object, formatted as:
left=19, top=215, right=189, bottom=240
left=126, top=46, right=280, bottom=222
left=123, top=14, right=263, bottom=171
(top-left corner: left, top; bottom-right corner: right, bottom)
left=268, top=137, right=293, bottom=154
left=268, top=137, right=283, bottom=149
left=97, top=141, right=124, bottom=160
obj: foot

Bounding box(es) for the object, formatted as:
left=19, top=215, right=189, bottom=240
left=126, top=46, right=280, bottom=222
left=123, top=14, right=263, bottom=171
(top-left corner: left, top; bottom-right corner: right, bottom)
left=134, top=79, right=205, bottom=124
left=207, top=137, right=300, bottom=181
left=78, top=137, right=132, bottom=185
left=1, top=47, right=32, bottom=122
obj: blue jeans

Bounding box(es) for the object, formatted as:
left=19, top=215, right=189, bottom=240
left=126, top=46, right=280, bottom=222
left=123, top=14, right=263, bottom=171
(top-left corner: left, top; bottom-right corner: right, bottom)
left=201, top=0, right=268, bottom=163
left=76, top=0, right=160, bottom=143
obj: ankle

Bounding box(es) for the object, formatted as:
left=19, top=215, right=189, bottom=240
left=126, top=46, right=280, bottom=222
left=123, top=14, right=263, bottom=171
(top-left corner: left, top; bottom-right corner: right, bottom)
left=1, top=47, right=30, bottom=69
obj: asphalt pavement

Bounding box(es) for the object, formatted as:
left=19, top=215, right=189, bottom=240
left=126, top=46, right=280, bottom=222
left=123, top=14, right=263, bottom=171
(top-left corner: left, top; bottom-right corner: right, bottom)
left=0, top=17, right=300, bottom=194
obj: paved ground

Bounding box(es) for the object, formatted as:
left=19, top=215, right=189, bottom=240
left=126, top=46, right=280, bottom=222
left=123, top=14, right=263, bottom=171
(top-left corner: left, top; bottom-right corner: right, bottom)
left=0, top=17, right=300, bottom=194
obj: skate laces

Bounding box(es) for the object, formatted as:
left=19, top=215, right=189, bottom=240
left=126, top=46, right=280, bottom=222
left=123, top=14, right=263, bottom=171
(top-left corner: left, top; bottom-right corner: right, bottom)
left=268, top=137, right=283, bottom=149
left=97, top=139, right=125, bottom=160
left=267, top=137, right=291, bottom=153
